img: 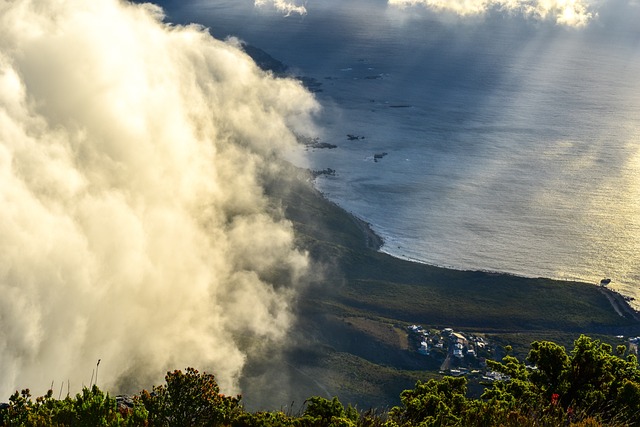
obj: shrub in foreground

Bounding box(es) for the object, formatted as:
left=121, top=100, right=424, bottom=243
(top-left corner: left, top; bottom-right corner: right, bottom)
left=139, top=367, right=241, bottom=427
left=387, top=335, right=640, bottom=427
left=1, top=336, right=639, bottom=426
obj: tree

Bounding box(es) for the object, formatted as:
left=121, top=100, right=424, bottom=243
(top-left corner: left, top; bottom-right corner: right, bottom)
left=139, top=367, right=241, bottom=427
left=527, top=340, right=570, bottom=397
left=302, top=396, right=359, bottom=427
left=388, top=376, right=468, bottom=426
left=564, top=336, right=640, bottom=424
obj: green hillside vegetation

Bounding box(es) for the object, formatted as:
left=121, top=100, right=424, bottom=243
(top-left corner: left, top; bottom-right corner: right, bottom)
left=2, top=336, right=639, bottom=426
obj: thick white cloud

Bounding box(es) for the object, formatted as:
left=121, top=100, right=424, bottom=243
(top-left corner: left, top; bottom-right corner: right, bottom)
left=388, top=0, right=596, bottom=26
left=0, top=0, right=318, bottom=397
left=255, top=0, right=308, bottom=16
left=253, top=0, right=596, bottom=26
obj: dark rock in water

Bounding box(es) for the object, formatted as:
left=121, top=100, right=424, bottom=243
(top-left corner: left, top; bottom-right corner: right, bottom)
left=296, top=135, right=318, bottom=145
left=374, top=152, right=388, bottom=162
left=310, top=142, right=337, bottom=149
left=347, top=134, right=365, bottom=141
left=311, top=168, right=336, bottom=178
left=296, top=135, right=336, bottom=150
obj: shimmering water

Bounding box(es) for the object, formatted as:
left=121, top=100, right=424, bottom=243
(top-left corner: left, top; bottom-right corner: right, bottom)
left=164, top=0, right=640, bottom=307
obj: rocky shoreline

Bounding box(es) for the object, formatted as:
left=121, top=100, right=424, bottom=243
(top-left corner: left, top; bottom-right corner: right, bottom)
left=598, top=286, right=640, bottom=322
left=348, top=211, right=384, bottom=251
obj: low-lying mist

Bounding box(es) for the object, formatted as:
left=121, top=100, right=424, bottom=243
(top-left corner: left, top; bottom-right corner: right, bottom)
left=0, top=0, right=319, bottom=398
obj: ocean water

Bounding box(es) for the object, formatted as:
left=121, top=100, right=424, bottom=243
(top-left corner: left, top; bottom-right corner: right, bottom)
left=164, top=0, right=640, bottom=308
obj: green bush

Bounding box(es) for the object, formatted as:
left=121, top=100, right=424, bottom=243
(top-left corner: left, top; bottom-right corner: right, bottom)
left=232, top=410, right=296, bottom=427
left=139, top=367, right=241, bottom=427
left=388, top=376, right=468, bottom=426
left=1, top=336, right=638, bottom=426
left=0, top=385, right=135, bottom=426
left=300, top=396, right=359, bottom=427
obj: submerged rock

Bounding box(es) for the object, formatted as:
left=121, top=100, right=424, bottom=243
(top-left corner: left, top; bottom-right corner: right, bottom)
left=374, top=152, right=388, bottom=162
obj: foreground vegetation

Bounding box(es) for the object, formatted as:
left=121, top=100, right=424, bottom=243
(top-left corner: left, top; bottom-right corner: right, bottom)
left=2, top=336, right=639, bottom=426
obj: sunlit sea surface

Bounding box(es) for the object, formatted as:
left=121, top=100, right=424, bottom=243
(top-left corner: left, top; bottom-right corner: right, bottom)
left=168, top=0, right=640, bottom=309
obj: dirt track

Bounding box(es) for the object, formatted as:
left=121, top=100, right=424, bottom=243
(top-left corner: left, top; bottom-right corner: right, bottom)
left=598, top=287, right=640, bottom=322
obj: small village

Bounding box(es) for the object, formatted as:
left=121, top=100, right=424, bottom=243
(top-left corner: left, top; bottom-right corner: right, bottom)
left=407, top=325, right=501, bottom=379
left=408, top=325, right=640, bottom=382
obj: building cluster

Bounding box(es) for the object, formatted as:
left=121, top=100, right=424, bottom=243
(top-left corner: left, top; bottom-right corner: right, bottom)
left=407, top=325, right=487, bottom=359
left=408, top=325, right=442, bottom=356
left=408, top=326, right=638, bottom=382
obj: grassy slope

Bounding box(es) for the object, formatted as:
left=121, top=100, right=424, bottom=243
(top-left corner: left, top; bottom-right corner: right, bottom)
left=275, top=165, right=637, bottom=332
left=241, top=163, right=640, bottom=411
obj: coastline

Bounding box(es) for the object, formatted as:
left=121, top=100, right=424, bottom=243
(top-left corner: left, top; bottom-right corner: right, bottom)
left=314, top=179, right=640, bottom=315
left=306, top=172, right=640, bottom=324
left=597, top=286, right=640, bottom=322
left=380, top=245, right=640, bottom=320
left=345, top=209, right=384, bottom=251
left=310, top=178, right=383, bottom=251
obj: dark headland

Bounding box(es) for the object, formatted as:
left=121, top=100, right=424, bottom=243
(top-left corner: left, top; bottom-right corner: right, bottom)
left=241, top=162, right=640, bottom=411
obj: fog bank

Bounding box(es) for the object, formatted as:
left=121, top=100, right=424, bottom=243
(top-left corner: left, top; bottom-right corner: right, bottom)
left=254, top=0, right=597, bottom=26
left=0, top=0, right=318, bottom=397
